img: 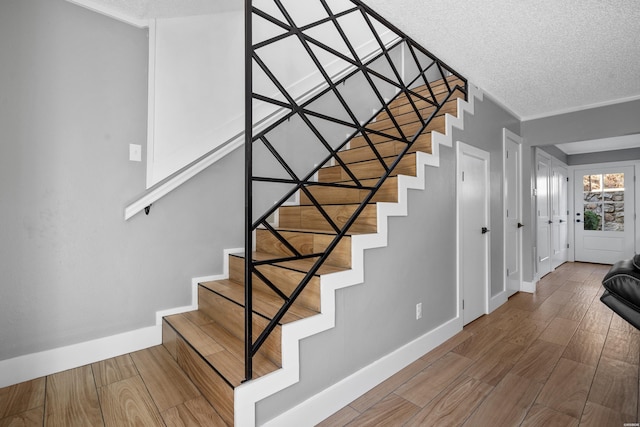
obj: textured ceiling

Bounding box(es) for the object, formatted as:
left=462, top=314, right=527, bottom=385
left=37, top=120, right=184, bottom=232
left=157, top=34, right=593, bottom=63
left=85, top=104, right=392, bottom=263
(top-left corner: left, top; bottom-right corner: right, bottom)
left=362, top=0, right=640, bottom=120
left=82, top=0, right=640, bottom=121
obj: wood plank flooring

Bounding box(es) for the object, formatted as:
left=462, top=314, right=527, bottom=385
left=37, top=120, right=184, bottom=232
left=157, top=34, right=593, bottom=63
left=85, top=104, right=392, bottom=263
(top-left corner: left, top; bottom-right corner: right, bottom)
left=0, top=347, right=226, bottom=426
left=319, top=262, right=640, bottom=426
left=1, top=262, right=638, bottom=426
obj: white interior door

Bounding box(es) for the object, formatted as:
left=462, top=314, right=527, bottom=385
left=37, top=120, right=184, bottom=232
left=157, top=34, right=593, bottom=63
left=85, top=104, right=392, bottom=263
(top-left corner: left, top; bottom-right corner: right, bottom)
left=552, top=163, right=569, bottom=269
left=536, top=151, right=552, bottom=278
left=504, top=130, right=522, bottom=297
left=574, top=165, right=635, bottom=264
left=458, top=142, right=490, bottom=325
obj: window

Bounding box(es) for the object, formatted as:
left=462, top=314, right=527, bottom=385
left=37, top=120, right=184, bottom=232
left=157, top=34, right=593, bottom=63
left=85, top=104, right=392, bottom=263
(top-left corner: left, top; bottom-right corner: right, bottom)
left=582, top=173, right=625, bottom=231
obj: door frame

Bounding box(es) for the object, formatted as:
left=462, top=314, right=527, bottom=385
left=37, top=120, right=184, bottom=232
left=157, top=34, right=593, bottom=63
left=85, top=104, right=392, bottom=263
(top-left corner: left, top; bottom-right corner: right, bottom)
left=456, top=141, right=490, bottom=324
left=535, top=149, right=553, bottom=280
left=551, top=161, right=569, bottom=269
left=569, top=160, right=638, bottom=264
left=503, top=129, right=523, bottom=296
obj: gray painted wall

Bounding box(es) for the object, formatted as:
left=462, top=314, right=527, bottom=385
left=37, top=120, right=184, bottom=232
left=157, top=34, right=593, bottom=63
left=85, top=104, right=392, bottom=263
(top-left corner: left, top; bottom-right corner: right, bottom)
left=568, top=146, right=640, bottom=166
left=521, top=99, right=640, bottom=146
left=257, top=93, right=520, bottom=423
left=450, top=94, right=520, bottom=295
left=538, top=145, right=569, bottom=165
left=522, top=99, right=640, bottom=282
left=0, top=0, right=243, bottom=361
left=7, top=0, right=638, bottom=423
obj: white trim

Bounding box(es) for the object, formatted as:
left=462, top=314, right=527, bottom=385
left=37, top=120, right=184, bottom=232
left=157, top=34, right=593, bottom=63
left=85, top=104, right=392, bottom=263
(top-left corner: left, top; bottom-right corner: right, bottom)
left=0, top=273, right=212, bottom=389
left=550, top=158, right=569, bottom=270
left=134, top=31, right=398, bottom=218
left=476, top=87, right=523, bottom=121
left=233, top=83, right=484, bottom=427
left=521, top=280, right=536, bottom=294
left=65, top=0, right=149, bottom=28
left=457, top=141, right=491, bottom=323
left=521, top=94, right=640, bottom=122
left=489, top=291, right=508, bottom=313
left=569, top=160, right=639, bottom=264
left=467, top=83, right=640, bottom=124
left=145, top=19, right=157, bottom=188
left=261, top=317, right=462, bottom=427
left=0, top=326, right=160, bottom=389
left=535, top=149, right=553, bottom=278
left=125, top=135, right=243, bottom=219
left=503, top=129, right=524, bottom=296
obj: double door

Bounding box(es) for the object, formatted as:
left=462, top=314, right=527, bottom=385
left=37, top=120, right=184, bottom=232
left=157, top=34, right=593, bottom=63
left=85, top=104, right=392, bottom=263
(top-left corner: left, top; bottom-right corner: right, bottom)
left=536, top=150, right=568, bottom=278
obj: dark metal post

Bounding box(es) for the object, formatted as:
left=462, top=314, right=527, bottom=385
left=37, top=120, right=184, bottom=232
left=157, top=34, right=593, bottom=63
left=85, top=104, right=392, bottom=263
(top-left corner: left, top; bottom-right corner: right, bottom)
left=244, top=0, right=254, bottom=382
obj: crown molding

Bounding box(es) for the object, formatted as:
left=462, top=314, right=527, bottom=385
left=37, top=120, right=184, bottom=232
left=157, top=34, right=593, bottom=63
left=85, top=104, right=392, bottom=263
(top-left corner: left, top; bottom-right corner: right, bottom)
left=521, top=94, right=640, bottom=122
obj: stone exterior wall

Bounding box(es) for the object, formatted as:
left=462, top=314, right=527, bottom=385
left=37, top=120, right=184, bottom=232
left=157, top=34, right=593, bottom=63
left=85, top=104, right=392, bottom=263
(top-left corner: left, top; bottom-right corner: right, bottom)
left=583, top=190, right=624, bottom=231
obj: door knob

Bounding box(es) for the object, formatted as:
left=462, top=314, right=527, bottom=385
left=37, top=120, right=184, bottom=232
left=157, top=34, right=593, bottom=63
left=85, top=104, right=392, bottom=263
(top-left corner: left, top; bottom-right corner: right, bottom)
left=517, top=222, right=524, bottom=228
left=576, top=219, right=581, bottom=223
left=559, top=219, right=564, bottom=223
left=548, top=220, right=553, bottom=224
left=482, top=227, right=490, bottom=234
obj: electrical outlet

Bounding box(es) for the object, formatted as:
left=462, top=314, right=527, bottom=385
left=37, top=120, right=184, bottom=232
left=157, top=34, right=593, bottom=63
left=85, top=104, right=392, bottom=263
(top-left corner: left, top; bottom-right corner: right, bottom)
left=416, top=302, right=422, bottom=320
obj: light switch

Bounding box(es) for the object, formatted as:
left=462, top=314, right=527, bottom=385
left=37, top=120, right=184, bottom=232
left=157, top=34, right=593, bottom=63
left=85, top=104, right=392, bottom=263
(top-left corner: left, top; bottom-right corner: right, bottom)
left=129, top=144, right=142, bottom=162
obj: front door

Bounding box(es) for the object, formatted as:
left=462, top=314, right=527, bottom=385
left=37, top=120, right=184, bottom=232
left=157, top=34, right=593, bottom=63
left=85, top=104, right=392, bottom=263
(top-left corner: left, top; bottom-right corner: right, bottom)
left=458, top=142, right=490, bottom=325
left=574, top=166, right=635, bottom=264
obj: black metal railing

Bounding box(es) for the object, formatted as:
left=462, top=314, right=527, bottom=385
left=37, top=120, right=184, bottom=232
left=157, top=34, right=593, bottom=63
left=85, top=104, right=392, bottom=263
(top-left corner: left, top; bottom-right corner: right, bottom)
left=244, top=0, right=466, bottom=381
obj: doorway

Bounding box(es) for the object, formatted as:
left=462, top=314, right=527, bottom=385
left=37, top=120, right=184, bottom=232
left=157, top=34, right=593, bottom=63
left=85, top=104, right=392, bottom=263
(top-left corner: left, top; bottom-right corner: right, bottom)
left=536, top=150, right=569, bottom=279
left=457, top=142, right=490, bottom=325
left=536, top=150, right=553, bottom=278
left=504, top=129, right=523, bottom=297
left=573, top=165, right=635, bottom=264
left=552, top=163, right=569, bottom=269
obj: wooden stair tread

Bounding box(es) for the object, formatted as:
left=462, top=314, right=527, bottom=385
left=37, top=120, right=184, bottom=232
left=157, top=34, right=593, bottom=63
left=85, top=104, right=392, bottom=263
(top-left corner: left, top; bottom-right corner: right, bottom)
left=318, top=152, right=418, bottom=184
left=263, top=226, right=362, bottom=236
left=160, top=77, right=465, bottom=414
left=348, top=115, right=445, bottom=148
left=200, top=278, right=319, bottom=324
left=278, top=203, right=378, bottom=233
left=387, top=76, right=464, bottom=108
left=231, top=252, right=349, bottom=276
left=387, top=85, right=464, bottom=112
left=197, top=320, right=280, bottom=381
left=338, top=137, right=431, bottom=165
left=298, top=186, right=398, bottom=206
left=369, top=97, right=459, bottom=133
left=164, top=312, right=280, bottom=387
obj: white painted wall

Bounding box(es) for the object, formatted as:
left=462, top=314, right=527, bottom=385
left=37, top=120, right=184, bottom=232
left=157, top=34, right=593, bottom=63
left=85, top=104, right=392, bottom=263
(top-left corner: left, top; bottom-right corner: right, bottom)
left=148, top=12, right=244, bottom=187
left=147, top=5, right=396, bottom=187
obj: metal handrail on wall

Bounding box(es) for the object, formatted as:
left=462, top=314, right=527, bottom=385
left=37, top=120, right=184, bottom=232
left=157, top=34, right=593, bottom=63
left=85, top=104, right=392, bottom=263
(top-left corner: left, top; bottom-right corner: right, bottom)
left=244, top=0, right=467, bottom=381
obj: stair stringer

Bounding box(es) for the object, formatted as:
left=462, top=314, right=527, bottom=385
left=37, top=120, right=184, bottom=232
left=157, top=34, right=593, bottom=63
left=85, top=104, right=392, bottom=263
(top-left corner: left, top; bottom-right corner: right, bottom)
left=233, top=83, right=484, bottom=427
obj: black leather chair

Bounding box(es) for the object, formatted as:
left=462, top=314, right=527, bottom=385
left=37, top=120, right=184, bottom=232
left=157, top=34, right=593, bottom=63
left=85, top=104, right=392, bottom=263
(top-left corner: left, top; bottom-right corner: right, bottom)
left=601, top=255, right=640, bottom=330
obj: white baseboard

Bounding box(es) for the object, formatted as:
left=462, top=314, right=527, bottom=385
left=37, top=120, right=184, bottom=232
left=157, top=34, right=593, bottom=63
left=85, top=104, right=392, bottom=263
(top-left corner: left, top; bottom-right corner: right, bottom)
left=233, top=82, right=485, bottom=427
left=0, top=273, right=218, bottom=389
left=0, top=324, right=162, bottom=389
left=489, top=291, right=508, bottom=313
left=521, top=280, right=536, bottom=293
left=261, top=317, right=463, bottom=427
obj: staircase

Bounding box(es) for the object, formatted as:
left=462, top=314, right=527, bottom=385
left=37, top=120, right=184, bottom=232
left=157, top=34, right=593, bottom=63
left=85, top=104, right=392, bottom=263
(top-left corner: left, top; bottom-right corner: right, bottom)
left=161, top=74, right=466, bottom=425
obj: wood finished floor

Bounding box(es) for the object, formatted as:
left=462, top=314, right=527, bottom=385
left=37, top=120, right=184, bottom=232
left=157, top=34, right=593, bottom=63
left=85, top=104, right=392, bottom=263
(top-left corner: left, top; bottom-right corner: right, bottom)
left=1, top=262, right=638, bottom=426
left=320, top=262, right=640, bottom=427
